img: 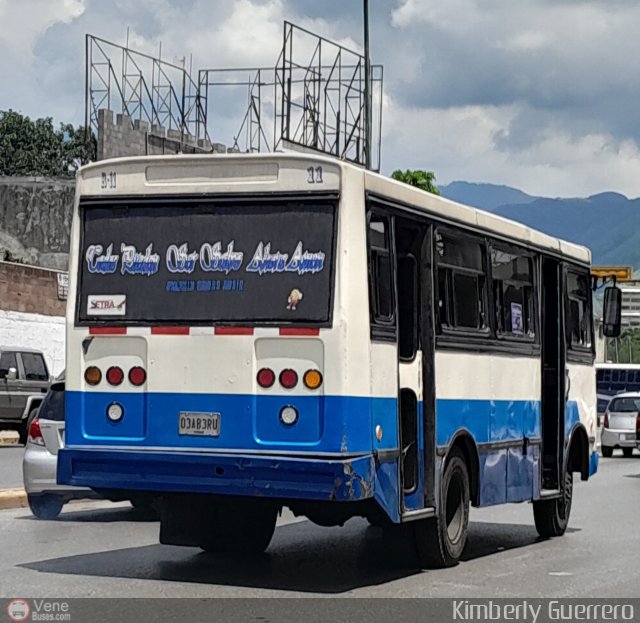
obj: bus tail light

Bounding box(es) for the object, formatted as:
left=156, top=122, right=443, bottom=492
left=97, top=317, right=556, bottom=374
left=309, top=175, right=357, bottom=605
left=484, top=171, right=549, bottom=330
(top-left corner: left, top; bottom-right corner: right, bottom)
left=303, top=369, right=323, bottom=390
left=84, top=366, right=101, bottom=386
left=129, top=366, right=147, bottom=386
left=279, top=369, right=298, bottom=389
left=257, top=368, right=275, bottom=388
left=106, top=366, right=124, bottom=386
left=603, top=412, right=609, bottom=428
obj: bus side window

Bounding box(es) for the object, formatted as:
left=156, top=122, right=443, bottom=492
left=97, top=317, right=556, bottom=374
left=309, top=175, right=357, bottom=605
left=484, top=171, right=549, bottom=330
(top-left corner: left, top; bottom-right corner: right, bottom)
left=435, top=229, right=488, bottom=333
left=490, top=246, right=536, bottom=340
left=368, top=215, right=395, bottom=331
left=565, top=269, right=593, bottom=355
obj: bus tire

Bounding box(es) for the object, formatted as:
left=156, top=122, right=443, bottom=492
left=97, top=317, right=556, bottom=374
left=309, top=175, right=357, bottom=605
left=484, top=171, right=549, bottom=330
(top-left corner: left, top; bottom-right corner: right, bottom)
left=414, top=448, right=470, bottom=568
left=198, top=502, right=277, bottom=555
left=601, top=446, right=613, bottom=458
left=533, top=469, right=573, bottom=538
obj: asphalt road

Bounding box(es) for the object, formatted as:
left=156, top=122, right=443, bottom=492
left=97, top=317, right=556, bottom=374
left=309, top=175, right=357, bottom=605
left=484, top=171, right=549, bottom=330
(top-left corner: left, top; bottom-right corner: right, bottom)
left=0, top=446, right=24, bottom=489
left=0, top=450, right=639, bottom=600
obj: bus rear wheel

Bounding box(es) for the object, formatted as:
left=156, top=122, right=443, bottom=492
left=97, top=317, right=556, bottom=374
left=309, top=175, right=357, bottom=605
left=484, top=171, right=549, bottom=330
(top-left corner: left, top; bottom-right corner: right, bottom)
left=533, top=469, right=573, bottom=538
left=414, top=448, right=470, bottom=568
left=198, top=501, right=278, bottom=555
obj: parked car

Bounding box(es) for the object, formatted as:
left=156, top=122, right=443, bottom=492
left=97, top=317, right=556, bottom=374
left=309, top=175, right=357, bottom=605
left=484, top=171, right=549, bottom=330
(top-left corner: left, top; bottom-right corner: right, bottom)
left=23, top=379, right=99, bottom=518
left=23, top=378, right=158, bottom=519
left=0, top=347, right=51, bottom=443
left=601, top=392, right=640, bottom=458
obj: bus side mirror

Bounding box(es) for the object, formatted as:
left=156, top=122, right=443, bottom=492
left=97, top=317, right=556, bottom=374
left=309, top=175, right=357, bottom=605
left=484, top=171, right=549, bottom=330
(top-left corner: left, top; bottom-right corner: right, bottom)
left=603, top=286, right=622, bottom=338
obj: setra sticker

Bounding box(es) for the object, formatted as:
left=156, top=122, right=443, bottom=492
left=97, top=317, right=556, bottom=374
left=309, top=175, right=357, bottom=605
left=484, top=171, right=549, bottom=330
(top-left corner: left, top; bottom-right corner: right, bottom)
left=87, top=294, right=127, bottom=316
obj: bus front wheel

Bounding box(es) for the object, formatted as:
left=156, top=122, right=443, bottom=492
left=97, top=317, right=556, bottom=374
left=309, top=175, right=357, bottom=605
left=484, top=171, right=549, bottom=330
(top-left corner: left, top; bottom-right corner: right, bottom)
left=198, top=501, right=278, bottom=555
left=414, top=448, right=470, bottom=568
left=533, top=469, right=573, bottom=538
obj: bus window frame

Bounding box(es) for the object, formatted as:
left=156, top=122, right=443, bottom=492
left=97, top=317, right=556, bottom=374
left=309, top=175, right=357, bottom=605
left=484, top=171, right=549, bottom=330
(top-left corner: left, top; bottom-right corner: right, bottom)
left=367, top=209, right=397, bottom=342
left=435, top=227, right=490, bottom=339
left=488, top=241, right=538, bottom=344
left=74, top=192, right=340, bottom=329
left=564, top=264, right=596, bottom=364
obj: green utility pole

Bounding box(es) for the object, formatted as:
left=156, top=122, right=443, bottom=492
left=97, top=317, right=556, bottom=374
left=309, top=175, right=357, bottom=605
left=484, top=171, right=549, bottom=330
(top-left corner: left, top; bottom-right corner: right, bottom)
left=363, top=0, right=372, bottom=170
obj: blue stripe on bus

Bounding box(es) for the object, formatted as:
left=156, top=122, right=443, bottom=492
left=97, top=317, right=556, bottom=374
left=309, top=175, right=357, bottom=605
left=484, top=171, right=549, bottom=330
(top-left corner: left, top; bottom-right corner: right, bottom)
left=66, top=391, right=582, bottom=452
left=62, top=391, right=590, bottom=520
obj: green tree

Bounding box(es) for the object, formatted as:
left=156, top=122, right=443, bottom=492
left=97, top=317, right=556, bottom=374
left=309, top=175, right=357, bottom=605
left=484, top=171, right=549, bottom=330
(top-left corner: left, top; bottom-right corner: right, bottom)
left=0, top=110, right=96, bottom=177
left=391, top=169, right=440, bottom=195
left=606, top=327, right=640, bottom=363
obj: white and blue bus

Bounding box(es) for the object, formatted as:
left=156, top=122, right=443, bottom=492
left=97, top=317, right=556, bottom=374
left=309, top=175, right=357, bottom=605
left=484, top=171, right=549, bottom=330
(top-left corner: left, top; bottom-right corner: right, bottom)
left=595, top=363, right=640, bottom=416
left=58, top=153, right=620, bottom=567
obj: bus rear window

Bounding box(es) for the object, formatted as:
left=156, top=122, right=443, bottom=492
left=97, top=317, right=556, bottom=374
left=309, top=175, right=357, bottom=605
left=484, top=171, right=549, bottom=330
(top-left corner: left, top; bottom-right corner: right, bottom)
left=77, top=199, right=336, bottom=325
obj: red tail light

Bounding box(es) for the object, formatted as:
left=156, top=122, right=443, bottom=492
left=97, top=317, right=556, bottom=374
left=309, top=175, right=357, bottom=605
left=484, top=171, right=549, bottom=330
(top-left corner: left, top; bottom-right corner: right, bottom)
left=106, top=366, right=124, bottom=386
left=28, top=419, right=44, bottom=445
left=603, top=412, right=609, bottom=428
left=129, top=366, right=146, bottom=386
left=279, top=369, right=298, bottom=389
left=257, top=368, right=275, bottom=388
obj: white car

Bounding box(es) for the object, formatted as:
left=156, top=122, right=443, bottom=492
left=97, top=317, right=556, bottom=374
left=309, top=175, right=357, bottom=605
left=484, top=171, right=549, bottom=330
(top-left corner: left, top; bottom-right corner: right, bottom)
left=601, top=392, right=640, bottom=458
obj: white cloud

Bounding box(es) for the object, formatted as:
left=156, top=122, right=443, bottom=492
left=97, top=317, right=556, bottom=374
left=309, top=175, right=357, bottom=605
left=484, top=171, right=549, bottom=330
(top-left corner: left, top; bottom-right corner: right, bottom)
left=2, top=0, right=640, bottom=197
left=383, top=99, right=640, bottom=197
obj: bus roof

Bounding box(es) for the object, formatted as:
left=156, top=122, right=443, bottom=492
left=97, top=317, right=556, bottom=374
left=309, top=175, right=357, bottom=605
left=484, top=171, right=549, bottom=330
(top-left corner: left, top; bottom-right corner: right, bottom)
left=78, top=152, right=591, bottom=264
left=595, top=363, right=640, bottom=369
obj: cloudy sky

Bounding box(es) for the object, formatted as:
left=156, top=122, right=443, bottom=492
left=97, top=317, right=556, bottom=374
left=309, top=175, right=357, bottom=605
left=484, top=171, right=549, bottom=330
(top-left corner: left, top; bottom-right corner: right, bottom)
left=1, top=0, right=640, bottom=198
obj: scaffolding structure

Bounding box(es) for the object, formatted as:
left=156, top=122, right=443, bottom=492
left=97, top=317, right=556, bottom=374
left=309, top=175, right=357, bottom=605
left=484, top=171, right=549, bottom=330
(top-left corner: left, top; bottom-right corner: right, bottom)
left=86, top=22, right=383, bottom=169
left=85, top=34, right=206, bottom=142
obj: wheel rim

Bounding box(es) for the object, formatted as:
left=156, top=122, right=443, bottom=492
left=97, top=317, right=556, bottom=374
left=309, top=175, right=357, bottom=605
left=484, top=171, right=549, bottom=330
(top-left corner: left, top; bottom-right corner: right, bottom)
left=445, top=470, right=464, bottom=543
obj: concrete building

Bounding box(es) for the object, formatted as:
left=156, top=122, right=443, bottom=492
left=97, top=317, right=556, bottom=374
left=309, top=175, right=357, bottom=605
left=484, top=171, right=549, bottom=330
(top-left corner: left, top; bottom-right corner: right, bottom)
left=621, top=284, right=640, bottom=328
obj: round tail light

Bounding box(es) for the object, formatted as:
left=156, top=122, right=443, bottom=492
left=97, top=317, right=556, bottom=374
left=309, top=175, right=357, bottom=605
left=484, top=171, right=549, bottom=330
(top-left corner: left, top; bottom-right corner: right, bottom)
left=279, top=369, right=298, bottom=389
left=257, top=368, right=275, bottom=388
left=129, top=366, right=147, bottom=386
left=106, top=366, right=124, bottom=386
left=84, top=366, right=102, bottom=386
left=303, top=369, right=323, bottom=390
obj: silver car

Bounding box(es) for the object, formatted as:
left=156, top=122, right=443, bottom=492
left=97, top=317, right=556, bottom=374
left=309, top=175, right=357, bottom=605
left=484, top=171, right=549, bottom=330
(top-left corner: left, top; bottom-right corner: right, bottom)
left=23, top=380, right=158, bottom=519
left=601, top=392, right=640, bottom=458
left=22, top=380, right=98, bottom=518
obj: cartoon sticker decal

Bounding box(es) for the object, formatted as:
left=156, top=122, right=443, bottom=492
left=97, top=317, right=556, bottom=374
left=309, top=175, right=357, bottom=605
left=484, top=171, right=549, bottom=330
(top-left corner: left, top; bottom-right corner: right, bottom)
left=287, top=288, right=303, bottom=310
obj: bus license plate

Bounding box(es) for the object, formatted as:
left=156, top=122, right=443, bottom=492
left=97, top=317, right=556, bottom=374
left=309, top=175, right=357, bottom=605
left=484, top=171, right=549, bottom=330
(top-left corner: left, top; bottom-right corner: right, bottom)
left=178, top=412, right=220, bottom=437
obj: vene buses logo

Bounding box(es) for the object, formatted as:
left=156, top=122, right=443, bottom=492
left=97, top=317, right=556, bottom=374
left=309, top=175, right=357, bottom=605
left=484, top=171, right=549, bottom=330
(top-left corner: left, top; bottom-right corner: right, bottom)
left=7, top=599, right=30, bottom=622
left=87, top=294, right=127, bottom=316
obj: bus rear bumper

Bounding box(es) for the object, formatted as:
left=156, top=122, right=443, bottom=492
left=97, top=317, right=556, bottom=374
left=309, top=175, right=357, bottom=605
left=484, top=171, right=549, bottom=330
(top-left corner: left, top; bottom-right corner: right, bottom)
left=57, top=448, right=376, bottom=503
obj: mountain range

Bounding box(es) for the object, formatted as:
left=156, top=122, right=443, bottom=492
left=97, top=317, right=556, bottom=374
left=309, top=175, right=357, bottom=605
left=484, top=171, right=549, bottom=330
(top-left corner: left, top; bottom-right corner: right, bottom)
left=439, top=181, right=640, bottom=268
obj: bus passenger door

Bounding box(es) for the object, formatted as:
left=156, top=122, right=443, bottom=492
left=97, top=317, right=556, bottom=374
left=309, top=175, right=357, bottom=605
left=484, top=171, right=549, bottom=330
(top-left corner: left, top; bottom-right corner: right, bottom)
left=540, top=257, right=565, bottom=492
left=395, top=219, right=435, bottom=515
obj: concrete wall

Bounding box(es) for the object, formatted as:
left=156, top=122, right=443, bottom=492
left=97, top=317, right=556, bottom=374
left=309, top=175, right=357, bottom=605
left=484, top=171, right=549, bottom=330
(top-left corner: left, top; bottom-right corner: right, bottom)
left=0, top=261, right=67, bottom=375
left=0, top=177, right=73, bottom=270
left=0, top=310, right=65, bottom=377
left=0, top=261, right=66, bottom=317
left=97, top=109, right=229, bottom=161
